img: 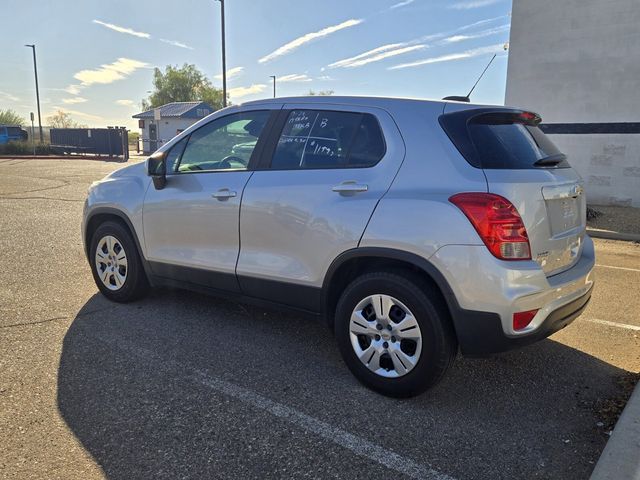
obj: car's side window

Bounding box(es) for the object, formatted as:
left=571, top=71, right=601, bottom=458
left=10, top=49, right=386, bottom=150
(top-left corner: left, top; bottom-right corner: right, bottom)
left=165, top=136, right=188, bottom=173
left=270, top=110, right=386, bottom=170
left=347, top=114, right=386, bottom=168
left=176, top=110, right=270, bottom=173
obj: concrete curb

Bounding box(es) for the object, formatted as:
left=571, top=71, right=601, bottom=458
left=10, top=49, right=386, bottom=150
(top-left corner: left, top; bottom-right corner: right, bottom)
left=590, top=380, right=640, bottom=480
left=587, top=228, right=640, bottom=243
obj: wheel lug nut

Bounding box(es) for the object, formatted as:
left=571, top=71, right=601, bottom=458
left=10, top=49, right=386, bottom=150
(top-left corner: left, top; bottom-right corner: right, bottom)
left=383, top=341, right=389, bottom=349
left=375, top=334, right=380, bottom=341
left=387, top=325, right=392, bottom=331
left=376, top=324, right=383, bottom=330
left=391, top=336, right=396, bottom=343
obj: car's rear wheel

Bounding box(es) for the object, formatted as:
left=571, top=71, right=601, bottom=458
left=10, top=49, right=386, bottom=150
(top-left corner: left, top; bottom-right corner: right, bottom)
left=89, top=221, right=149, bottom=302
left=335, top=271, right=457, bottom=397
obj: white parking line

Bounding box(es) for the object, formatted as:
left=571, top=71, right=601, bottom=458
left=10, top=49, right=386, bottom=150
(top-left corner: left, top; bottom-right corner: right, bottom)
left=94, top=331, right=457, bottom=480
left=584, top=318, right=640, bottom=331
left=595, top=264, right=640, bottom=273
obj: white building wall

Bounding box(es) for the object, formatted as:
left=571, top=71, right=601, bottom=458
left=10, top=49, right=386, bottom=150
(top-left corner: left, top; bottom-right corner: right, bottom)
left=139, top=118, right=199, bottom=154
left=549, top=135, right=640, bottom=207
left=156, top=118, right=195, bottom=146
left=505, top=0, right=640, bottom=207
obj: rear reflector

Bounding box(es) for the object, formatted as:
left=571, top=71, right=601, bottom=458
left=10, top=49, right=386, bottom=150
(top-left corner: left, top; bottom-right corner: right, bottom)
left=513, top=309, right=539, bottom=331
left=449, top=192, right=532, bottom=260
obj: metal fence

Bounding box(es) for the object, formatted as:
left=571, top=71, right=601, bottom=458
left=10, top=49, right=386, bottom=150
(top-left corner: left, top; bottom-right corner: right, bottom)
left=137, top=137, right=165, bottom=154
left=50, top=127, right=129, bottom=159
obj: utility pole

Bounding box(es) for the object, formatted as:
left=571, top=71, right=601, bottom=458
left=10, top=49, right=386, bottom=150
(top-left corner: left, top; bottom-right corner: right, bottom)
left=270, top=75, right=276, bottom=98
left=30, top=112, right=35, bottom=155
left=25, top=44, right=43, bottom=143
left=215, top=0, right=227, bottom=107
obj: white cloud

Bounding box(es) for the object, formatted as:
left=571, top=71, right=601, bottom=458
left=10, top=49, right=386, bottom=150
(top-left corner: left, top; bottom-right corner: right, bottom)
left=62, top=97, right=88, bottom=104
left=92, top=20, right=150, bottom=38
left=413, top=16, right=508, bottom=43
left=228, top=84, right=267, bottom=99
left=63, top=84, right=83, bottom=95
left=318, top=75, right=335, bottom=81
left=330, top=44, right=426, bottom=69
left=438, top=24, right=510, bottom=44
left=329, top=43, right=405, bottom=68
left=215, top=66, right=244, bottom=81
left=449, top=0, right=502, bottom=10
left=49, top=107, right=104, bottom=123
left=159, top=38, right=194, bottom=50
left=93, top=19, right=192, bottom=50
left=259, top=19, right=363, bottom=63
left=116, top=99, right=136, bottom=107
left=278, top=74, right=313, bottom=83
left=74, top=58, right=149, bottom=86
left=456, top=15, right=509, bottom=31
left=389, top=43, right=504, bottom=70
left=326, top=16, right=508, bottom=70
left=0, top=91, right=19, bottom=102
left=389, top=0, right=415, bottom=9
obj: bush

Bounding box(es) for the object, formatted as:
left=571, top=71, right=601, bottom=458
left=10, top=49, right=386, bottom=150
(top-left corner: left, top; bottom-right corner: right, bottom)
left=0, top=141, right=53, bottom=156
left=128, top=131, right=140, bottom=147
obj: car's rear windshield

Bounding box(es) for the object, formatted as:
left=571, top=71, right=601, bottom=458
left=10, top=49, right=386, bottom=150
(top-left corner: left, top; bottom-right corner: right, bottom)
left=439, top=109, right=569, bottom=169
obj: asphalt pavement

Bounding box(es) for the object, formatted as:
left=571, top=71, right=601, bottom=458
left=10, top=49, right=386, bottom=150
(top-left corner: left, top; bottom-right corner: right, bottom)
left=0, top=158, right=638, bottom=480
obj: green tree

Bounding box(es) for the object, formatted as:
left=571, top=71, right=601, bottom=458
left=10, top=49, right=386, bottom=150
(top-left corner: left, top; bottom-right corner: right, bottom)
left=47, top=110, right=86, bottom=128
left=142, top=64, right=226, bottom=111
left=0, top=109, right=26, bottom=126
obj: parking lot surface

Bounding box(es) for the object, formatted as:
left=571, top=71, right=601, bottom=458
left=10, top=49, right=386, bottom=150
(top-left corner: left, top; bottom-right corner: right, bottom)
left=1, top=158, right=639, bottom=480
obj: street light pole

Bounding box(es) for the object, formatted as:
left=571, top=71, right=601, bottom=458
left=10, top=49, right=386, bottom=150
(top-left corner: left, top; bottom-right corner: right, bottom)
left=270, top=75, right=276, bottom=98
left=215, top=0, right=227, bottom=107
left=25, top=44, right=43, bottom=143
left=30, top=112, right=35, bottom=155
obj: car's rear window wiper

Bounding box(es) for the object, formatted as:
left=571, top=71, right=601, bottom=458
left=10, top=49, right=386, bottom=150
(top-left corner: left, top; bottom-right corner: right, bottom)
left=533, top=153, right=567, bottom=167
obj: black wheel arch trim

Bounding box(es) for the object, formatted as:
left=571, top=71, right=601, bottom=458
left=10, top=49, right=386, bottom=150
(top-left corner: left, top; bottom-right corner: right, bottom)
left=322, top=246, right=461, bottom=318
left=321, top=246, right=509, bottom=355
left=84, top=207, right=154, bottom=282
left=322, top=246, right=594, bottom=357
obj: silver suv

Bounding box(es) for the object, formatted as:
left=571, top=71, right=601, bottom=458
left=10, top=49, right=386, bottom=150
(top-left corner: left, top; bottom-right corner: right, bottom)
left=83, top=96, right=595, bottom=397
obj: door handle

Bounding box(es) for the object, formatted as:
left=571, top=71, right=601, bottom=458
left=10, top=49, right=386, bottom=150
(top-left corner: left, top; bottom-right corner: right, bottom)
left=332, top=182, right=368, bottom=195
left=211, top=188, right=237, bottom=200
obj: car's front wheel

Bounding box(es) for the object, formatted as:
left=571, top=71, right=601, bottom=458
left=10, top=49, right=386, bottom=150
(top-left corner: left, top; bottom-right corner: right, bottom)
left=335, top=271, right=457, bottom=397
left=89, top=221, right=149, bottom=302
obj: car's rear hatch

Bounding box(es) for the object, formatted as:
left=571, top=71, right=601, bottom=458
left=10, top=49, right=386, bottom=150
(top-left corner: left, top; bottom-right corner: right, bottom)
left=440, top=106, right=585, bottom=276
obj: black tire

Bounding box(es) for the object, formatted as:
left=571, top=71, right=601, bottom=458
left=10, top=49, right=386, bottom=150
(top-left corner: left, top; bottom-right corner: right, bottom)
left=89, top=220, right=149, bottom=302
left=335, top=271, right=457, bottom=398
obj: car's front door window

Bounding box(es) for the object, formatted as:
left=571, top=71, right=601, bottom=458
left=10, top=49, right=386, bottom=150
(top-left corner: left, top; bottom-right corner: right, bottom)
left=177, top=111, right=270, bottom=172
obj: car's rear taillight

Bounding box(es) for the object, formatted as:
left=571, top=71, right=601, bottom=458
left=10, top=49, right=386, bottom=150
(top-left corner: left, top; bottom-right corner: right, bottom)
left=513, top=309, right=539, bottom=330
left=449, top=192, right=532, bottom=260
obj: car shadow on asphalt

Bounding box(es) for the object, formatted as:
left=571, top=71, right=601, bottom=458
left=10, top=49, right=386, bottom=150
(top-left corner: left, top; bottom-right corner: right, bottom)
left=57, top=291, right=626, bottom=479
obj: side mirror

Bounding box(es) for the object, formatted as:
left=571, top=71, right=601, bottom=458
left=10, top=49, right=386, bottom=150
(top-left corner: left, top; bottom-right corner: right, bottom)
left=147, top=151, right=167, bottom=190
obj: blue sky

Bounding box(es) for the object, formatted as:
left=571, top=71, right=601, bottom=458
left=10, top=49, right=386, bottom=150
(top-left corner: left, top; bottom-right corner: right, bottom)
left=1, top=0, right=512, bottom=129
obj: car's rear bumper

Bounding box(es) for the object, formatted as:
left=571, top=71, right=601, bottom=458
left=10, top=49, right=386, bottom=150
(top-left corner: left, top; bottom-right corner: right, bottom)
left=429, top=235, right=595, bottom=355
left=452, top=283, right=592, bottom=355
